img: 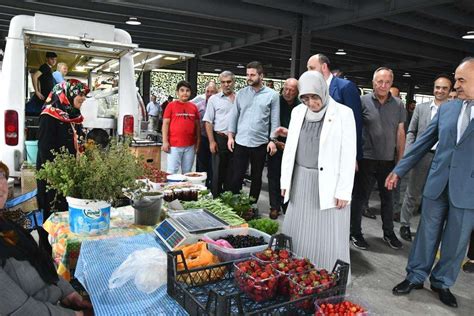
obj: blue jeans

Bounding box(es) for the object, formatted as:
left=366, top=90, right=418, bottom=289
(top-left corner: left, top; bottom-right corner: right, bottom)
left=167, top=146, right=195, bottom=174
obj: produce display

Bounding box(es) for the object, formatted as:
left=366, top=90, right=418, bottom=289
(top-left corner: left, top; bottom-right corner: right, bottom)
left=182, top=198, right=246, bottom=226
left=218, top=235, right=266, bottom=249
left=248, top=218, right=279, bottom=235
left=315, top=300, right=368, bottom=316
left=254, top=249, right=315, bottom=296
left=234, top=259, right=279, bottom=302
left=289, top=269, right=339, bottom=311
left=143, top=164, right=169, bottom=183
left=219, top=191, right=256, bottom=220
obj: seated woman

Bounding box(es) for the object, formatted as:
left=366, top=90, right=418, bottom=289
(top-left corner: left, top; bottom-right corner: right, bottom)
left=280, top=71, right=357, bottom=276
left=0, top=162, right=93, bottom=316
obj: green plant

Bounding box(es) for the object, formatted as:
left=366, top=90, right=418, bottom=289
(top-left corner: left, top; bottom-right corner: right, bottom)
left=36, top=139, right=145, bottom=203
left=248, top=218, right=279, bottom=235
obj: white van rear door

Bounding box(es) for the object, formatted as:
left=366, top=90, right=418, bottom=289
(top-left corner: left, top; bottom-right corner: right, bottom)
left=24, top=31, right=137, bottom=58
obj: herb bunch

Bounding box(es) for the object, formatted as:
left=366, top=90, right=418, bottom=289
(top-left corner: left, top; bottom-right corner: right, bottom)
left=36, top=139, right=145, bottom=203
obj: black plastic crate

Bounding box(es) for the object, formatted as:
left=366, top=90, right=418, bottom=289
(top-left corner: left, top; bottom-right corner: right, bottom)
left=167, top=234, right=349, bottom=315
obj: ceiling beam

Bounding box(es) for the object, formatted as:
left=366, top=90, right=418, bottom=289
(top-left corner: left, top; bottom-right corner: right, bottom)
left=309, top=0, right=354, bottom=10
left=307, top=0, right=454, bottom=31
left=94, top=0, right=298, bottom=30
left=383, top=14, right=463, bottom=40
left=200, top=29, right=289, bottom=57
left=419, top=6, right=474, bottom=28
left=241, top=0, right=326, bottom=16
left=316, top=25, right=464, bottom=63
left=354, top=20, right=474, bottom=53
left=343, top=60, right=451, bottom=76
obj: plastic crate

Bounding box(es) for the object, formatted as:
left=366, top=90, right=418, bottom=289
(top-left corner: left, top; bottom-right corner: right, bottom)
left=204, top=228, right=271, bottom=262
left=167, top=234, right=349, bottom=316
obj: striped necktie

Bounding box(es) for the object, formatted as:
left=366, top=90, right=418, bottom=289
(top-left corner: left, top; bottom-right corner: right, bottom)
left=459, top=100, right=473, bottom=139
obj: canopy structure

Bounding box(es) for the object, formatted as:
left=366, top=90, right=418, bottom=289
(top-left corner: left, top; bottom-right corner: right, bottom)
left=1, top=0, right=473, bottom=94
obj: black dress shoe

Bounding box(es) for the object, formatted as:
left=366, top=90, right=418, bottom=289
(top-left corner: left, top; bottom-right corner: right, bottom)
left=462, top=260, right=474, bottom=273
left=362, top=208, right=376, bottom=219
left=400, top=226, right=412, bottom=242
left=430, top=285, right=458, bottom=308
left=392, top=279, right=423, bottom=295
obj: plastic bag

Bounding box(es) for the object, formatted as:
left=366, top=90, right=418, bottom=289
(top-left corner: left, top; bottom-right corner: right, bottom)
left=108, top=247, right=167, bottom=294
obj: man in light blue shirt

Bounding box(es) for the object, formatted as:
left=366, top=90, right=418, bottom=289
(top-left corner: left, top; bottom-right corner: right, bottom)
left=146, top=95, right=161, bottom=131
left=227, top=61, right=279, bottom=202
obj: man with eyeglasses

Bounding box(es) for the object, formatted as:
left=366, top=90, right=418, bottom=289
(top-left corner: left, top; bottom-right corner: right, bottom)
left=350, top=67, right=406, bottom=250
left=203, top=71, right=236, bottom=197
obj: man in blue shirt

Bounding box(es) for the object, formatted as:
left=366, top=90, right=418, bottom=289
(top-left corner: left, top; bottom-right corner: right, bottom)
left=227, top=61, right=279, bottom=202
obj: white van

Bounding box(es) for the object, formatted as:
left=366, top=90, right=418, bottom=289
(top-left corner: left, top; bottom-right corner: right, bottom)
left=0, top=14, right=193, bottom=177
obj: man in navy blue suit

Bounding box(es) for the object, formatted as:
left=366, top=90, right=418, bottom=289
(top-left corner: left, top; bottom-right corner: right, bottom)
left=386, top=57, right=474, bottom=308
left=307, top=54, right=363, bottom=162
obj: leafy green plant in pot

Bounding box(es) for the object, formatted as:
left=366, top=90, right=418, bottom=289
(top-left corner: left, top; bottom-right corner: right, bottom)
left=36, top=139, right=145, bottom=234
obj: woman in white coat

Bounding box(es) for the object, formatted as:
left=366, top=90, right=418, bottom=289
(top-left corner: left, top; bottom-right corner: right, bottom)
left=280, top=71, right=357, bottom=272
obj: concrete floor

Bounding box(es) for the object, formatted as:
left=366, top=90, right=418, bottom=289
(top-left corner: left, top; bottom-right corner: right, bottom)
left=161, top=153, right=473, bottom=315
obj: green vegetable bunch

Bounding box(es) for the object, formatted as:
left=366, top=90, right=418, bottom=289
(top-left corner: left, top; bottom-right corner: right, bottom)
left=219, top=190, right=256, bottom=217
left=182, top=197, right=246, bottom=226
left=36, top=139, right=145, bottom=203
left=248, top=218, right=279, bottom=235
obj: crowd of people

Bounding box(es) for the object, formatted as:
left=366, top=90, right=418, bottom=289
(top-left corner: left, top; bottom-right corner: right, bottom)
left=154, top=56, right=473, bottom=308
left=1, top=50, right=472, bottom=313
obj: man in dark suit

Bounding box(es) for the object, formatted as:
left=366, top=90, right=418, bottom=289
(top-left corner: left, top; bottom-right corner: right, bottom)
left=307, top=54, right=363, bottom=162
left=386, top=57, right=474, bottom=308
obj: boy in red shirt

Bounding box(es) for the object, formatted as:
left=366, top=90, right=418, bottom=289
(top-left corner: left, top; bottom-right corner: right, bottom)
left=162, top=81, right=201, bottom=174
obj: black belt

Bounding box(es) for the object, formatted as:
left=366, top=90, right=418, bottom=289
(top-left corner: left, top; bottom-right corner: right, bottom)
left=149, top=115, right=158, bottom=117
left=215, top=131, right=228, bottom=138
left=429, top=150, right=436, bottom=154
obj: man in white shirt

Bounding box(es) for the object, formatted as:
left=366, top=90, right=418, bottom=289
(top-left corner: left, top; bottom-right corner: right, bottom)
left=399, top=74, right=452, bottom=241
left=146, top=95, right=161, bottom=131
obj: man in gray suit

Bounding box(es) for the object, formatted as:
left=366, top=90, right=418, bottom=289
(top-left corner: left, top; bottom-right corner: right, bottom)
left=399, top=74, right=453, bottom=241
left=387, top=57, right=474, bottom=308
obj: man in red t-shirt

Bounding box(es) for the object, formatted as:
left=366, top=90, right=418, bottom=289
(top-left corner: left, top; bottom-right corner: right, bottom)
left=162, top=81, right=201, bottom=174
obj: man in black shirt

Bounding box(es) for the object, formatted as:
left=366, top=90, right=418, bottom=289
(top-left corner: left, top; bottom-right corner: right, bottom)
left=268, top=78, right=299, bottom=219
left=27, top=52, right=57, bottom=115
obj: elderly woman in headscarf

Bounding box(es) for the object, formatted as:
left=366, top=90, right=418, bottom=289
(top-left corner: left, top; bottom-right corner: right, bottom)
left=280, top=71, right=357, bottom=274
left=36, top=79, right=89, bottom=254
left=0, top=162, right=93, bottom=316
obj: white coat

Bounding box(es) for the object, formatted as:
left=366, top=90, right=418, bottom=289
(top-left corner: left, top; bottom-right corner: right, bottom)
left=280, top=98, right=357, bottom=210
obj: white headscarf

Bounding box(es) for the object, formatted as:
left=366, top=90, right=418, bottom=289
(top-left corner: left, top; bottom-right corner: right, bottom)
left=298, top=71, right=330, bottom=119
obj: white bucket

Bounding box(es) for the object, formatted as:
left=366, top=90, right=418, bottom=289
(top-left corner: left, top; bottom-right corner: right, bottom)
left=66, top=197, right=111, bottom=235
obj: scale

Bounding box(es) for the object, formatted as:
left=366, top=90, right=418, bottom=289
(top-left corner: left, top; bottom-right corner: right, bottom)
left=153, top=209, right=228, bottom=251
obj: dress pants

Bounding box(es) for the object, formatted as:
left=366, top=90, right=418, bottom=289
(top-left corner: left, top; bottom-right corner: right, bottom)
left=467, top=231, right=474, bottom=260
left=351, top=159, right=395, bottom=237
left=229, top=143, right=267, bottom=202
left=211, top=133, right=232, bottom=197
left=196, top=136, right=212, bottom=188
left=406, top=186, right=474, bottom=288
left=400, top=152, right=434, bottom=227
left=267, top=149, right=283, bottom=211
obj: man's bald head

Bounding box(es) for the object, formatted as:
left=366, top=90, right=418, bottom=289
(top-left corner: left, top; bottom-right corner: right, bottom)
left=454, top=57, right=474, bottom=100
left=307, top=54, right=331, bottom=79
left=282, top=78, right=298, bottom=103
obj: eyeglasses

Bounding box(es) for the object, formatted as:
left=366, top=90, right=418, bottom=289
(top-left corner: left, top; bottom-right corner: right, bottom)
left=300, top=95, right=321, bottom=105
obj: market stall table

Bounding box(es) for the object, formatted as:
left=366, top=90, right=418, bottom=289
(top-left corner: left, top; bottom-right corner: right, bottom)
left=43, top=206, right=154, bottom=280
left=75, top=233, right=187, bottom=315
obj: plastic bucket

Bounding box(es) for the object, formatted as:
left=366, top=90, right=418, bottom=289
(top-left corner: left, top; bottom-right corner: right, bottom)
left=132, top=193, right=163, bottom=226
left=66, top=197, right=111, bottom=235
left=25, top=140, right=38, bottom=165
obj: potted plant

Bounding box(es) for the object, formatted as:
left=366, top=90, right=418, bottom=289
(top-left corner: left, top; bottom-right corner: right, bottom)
left=36, top=139, right=145, bottom=234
